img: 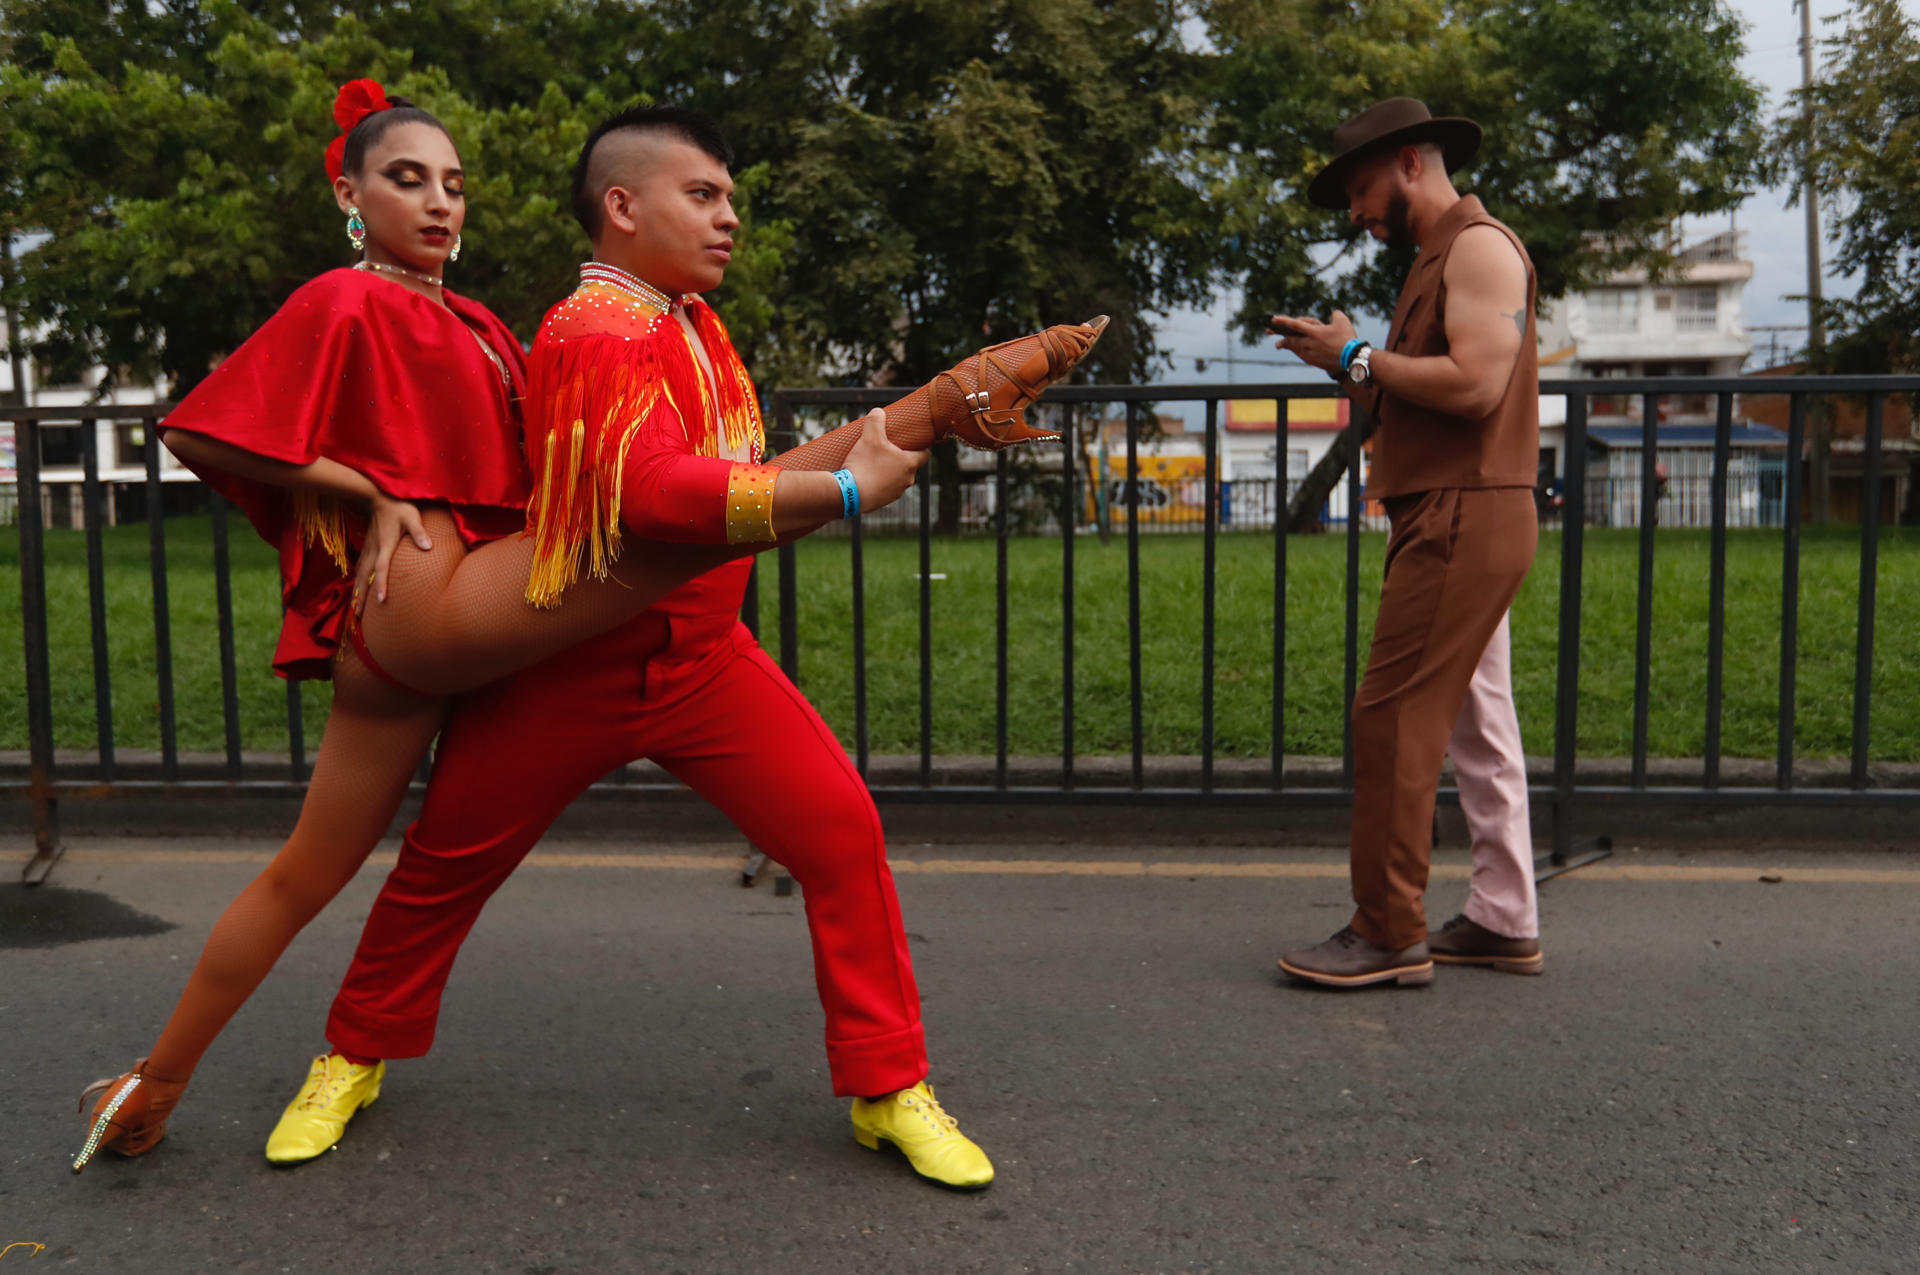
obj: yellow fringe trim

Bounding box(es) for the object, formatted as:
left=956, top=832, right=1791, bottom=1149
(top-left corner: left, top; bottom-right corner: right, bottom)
left=525, top=382, right=670, bottom=610
left=525, top=420, right=587, bottom=609
left=522, top=300, right=767, bottom=607
left=293, top=490, right=352, bottom=576
left=605, top=384, right=662, bottom=558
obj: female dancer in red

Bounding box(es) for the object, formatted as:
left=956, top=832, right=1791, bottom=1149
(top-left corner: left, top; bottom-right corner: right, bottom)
left=73, top=84, right=1105, bottom=1170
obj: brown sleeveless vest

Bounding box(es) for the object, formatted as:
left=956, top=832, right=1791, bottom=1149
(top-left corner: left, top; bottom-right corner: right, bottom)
left=1365, top=195, right=1540, bottom=499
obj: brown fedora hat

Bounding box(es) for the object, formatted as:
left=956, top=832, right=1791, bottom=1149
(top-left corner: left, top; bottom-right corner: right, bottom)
left=1306, top=97, right=1482, bottom=210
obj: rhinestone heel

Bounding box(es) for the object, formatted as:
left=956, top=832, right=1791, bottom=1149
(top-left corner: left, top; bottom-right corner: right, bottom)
left=72, top=1058, right=189, bottom=1173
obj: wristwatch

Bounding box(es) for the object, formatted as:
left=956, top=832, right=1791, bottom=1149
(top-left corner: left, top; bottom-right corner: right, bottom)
left=1346, top=342, right=1373, bottom=385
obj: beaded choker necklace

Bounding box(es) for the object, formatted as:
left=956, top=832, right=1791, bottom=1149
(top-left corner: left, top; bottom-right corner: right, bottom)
left=580, top=262, right=677, bottom=311
left=357, top=259, right=443, bottom=289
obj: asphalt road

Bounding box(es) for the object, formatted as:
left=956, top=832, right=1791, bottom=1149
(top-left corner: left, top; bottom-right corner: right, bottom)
left=4, top=836, right=1917, bottom=1274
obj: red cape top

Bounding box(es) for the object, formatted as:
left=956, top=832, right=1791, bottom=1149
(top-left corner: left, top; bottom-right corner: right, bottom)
left=164, top=268, right=531, bottom=678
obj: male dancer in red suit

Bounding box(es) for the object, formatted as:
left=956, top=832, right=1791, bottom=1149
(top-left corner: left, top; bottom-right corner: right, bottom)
left=267, top=107, right=995, bottom=1190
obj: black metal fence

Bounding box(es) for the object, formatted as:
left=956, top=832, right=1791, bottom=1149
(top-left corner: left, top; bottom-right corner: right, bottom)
left=815, top=462, right=1804, bottom=538
left=8, top=377, right=1919, bottom=886
left=800, top=471, right=1330, bottom=538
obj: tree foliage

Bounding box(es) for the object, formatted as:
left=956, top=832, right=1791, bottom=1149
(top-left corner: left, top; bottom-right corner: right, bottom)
left=1, top=2, right=653, bottom=392
left=1206, top=0, right=1765, bottom=340
left=1770, top=0, right=1920, bottom=374
left=755, top=0, right=1218, bottom=386
left=3, top=0, right=1765, bottom=404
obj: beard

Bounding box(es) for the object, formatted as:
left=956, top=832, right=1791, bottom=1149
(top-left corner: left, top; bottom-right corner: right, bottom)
left=1381, top=191, right=1414, bottom=251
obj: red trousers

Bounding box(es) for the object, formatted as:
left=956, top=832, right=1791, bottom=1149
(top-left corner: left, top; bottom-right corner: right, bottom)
left=324, top=616, right=928, bottom=1098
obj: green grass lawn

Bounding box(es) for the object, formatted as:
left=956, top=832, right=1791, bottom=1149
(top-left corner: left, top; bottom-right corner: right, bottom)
left=4, top=519, right=1916, bottom=763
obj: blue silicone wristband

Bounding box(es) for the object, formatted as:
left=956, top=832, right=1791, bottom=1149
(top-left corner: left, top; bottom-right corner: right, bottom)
left=833, top=468, right=861, bottom=519
left=1339, top=339, right=1364, bottom=373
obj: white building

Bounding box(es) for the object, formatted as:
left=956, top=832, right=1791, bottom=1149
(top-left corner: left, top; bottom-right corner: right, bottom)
left=1533, top=226, right=1786, bottom=526
left=1, top=316, right=189, bottom=525
left=1536, top=226, right=1754, bottom=384
left=1219, top=396, right=1370, bottom=526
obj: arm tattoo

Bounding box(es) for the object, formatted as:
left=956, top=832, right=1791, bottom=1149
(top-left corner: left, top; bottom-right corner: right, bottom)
left=1502, top=309, right=1526, bottom=337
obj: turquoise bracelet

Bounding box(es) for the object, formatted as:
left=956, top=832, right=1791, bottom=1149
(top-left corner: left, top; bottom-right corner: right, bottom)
left=832, top=468, right=861, bottom=519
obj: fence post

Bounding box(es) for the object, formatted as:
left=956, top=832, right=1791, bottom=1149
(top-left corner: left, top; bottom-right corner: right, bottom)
left=81, top=417, right=116, bottom=782
left=1059, top=406, right=1076, bottom=790
left=1270, top=397, right=1288, bottom=793
left=917, top=444, right=932, bottom=787
left=1630, top=393, right=1659, bottom=788
left=211, top=490, right=244, bottom=779
left=1851, top=393, right=1884, bottom=788
left=15, top=418, right=63, bottom=884
left=1125, top=402, right=1144, bottom=791
left=1542, top=393, right=1608, bottom=878
left=772, top=395, right=800, bottom=682
left=1704, top=393, right=1733, bottom=788
left=1777, top=394, right=1806, bottom=791
left=995, top=447, right=1011, bottom=789
left=144, top=425, right=179, bottom=779
left=1201, top=398, right=1218, bottom=793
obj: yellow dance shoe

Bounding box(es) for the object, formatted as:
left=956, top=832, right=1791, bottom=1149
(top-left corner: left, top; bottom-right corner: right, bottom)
left=264, top=1053, right=384, bottom=1165
left=850, top=1081, right=994, bottom=1190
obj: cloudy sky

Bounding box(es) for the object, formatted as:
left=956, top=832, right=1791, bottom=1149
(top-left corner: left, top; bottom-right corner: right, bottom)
left=1152, top=0, right=1898, bottom=390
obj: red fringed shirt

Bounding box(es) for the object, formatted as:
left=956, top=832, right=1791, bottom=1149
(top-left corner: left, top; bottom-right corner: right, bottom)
left=521, top=269, right=774, bottom=634
left=163, top=268, right=530, bottom=679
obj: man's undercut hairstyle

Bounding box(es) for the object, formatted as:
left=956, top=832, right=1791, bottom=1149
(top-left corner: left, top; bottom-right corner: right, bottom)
left=342, top=97, right=456, bottom=176
left=570, top=106, right=735, bottom=238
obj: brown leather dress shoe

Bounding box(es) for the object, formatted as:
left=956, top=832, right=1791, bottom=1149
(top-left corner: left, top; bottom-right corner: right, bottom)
left=1277, top=926, right=1433, bottom=988
left=1427, top=914, right=1544, bottom=974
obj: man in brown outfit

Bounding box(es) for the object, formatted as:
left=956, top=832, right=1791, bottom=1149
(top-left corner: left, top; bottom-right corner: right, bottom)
left=1270, top=98, right=1543, bottom=988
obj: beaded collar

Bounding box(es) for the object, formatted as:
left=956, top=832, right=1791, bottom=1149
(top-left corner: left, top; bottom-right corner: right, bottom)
left=578, top=262, right=688, bottom=312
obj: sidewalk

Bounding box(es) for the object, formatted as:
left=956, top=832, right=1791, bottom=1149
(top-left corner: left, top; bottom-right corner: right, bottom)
left=6, top=836, right=1917, bottom=1273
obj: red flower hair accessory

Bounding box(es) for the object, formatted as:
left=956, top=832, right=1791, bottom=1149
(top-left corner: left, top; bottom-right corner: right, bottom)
left=324, top=78, right=393, bottom=183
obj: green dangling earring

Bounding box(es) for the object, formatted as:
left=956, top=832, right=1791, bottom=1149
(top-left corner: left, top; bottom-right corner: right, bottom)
left=345, top=206, right=366, bottom=252
left=449, top=233, right=461, bottom=263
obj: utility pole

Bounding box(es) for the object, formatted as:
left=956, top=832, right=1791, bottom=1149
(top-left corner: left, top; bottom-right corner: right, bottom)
left=1799, top=0, right=1832, bottom=522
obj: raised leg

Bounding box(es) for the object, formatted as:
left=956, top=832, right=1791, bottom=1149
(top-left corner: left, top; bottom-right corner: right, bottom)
left=351, top=318, right=1109, bottom=696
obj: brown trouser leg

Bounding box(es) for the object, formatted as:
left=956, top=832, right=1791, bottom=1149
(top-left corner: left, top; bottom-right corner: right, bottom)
left=1349, top=487, right=1538, bottom=951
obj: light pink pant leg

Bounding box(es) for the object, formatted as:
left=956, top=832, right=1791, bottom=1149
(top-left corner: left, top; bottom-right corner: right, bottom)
left=1446, top=613, right=1539, bottom=939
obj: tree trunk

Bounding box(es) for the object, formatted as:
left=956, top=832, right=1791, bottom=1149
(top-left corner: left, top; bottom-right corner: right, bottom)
left=1808, top=400, right=1833, bottom=524
left=1285, top=409, right=1377, bottom=534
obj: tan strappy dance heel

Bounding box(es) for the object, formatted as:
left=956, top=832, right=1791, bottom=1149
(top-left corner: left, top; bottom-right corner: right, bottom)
left=767, top=316, right=1111, bottom=475
left=926, top=315, right=1111, bottom=450
left=72, top=1058, right=189, bottom=1172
